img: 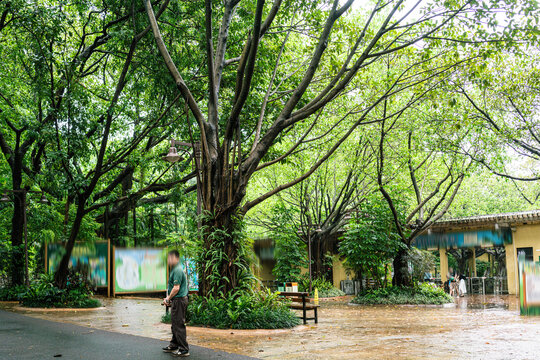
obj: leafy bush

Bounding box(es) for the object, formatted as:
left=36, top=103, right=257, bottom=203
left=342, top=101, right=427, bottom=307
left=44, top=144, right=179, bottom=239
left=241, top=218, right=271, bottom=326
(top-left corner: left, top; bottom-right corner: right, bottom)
left=0, top=284, right=27, bottom=301
left=162, top=312, right=171, bottom=324
left=298, top=276, right=345, bottom=297
left=298, top=276, right=333, bottom=292
left=162, top=290, right=300, bottom=329
left=269, top=204, right=307, bottom=283
left=409, top=248, right=436, bottom=282
left=339, top=197, right=404, bottom=288
left=317, top=287, right=346, bottom=298
left=352, top=282, right=453, bottom=305
left=476, top=260, right=491, bottom=277
left=19, top=271, right=101, bottom=308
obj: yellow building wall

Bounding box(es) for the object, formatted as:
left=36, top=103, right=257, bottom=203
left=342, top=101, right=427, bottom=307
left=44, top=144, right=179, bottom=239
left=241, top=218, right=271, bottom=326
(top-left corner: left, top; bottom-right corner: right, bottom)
left=477, top=253, right=490, bottom=262
left=258, top=259, right=276, bottom=282
left=506, top=224, right=540, bottom=295
left=440, top=248, right=448, bottom=282
left=332, top=256, right=350, bottom=288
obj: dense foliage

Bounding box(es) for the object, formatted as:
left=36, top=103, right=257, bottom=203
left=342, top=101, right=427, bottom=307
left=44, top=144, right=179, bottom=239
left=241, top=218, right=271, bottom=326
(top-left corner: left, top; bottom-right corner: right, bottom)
left=351, top=283, right=453, bottom=305
left=0, top=284, right=26, bottom=301
left=18, top=272, right=100, bottom=308
left=298, top=276, right=345, bottom=298
left=269, top=204, right=307, bottom=283
left=1, top=0, right=539, bottom=298
left=339, top=198, right=404, bottom=288
left=409, top=249, right=437, bottom=283
left=195, top=215, right=257, bottom=297
left=162, top=290, right=299, bottom=329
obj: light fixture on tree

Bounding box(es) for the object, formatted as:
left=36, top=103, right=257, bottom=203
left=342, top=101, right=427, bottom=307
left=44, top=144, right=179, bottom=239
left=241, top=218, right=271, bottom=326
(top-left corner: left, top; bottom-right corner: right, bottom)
left=0, top=192, right=9, bottom=203
left=39, top=193, right=50, bottom=205
left=162, top=139, right=182, bottom=163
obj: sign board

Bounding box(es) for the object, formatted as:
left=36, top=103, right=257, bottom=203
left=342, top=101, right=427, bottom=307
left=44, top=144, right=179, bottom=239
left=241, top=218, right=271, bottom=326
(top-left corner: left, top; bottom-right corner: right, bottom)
left=113, top=248, right=167, bottom=294
left=46, top=241, right=109, bottom=287
left=182, top=257, right=199, bottom=291
left=519, top=254, right=540, bottom=315
left=413, top=229, right=512, bottom=250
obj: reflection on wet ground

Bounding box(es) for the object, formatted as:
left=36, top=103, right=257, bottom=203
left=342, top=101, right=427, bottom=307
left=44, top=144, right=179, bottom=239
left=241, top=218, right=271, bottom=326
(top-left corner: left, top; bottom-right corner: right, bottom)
left=2, top=295, right=540, bottom=359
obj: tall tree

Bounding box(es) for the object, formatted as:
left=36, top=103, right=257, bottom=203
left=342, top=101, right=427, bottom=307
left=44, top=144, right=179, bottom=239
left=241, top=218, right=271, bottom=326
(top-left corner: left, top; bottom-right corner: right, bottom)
left=375, top=86, right=475, bottom=285
left=455, top=54, right=540, bottom=204
left=0, top=1, right=113, bottom=284
left=143, top=0, right=533, bottom=294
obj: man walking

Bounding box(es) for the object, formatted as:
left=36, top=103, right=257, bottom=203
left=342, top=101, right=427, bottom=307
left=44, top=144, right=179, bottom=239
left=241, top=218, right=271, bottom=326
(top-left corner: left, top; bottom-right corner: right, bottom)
left=162, top=250, right=189, bottom=357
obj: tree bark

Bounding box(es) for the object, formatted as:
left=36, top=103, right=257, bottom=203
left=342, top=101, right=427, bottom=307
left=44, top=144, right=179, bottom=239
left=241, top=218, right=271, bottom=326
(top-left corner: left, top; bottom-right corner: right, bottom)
left=9, top=159, right=25, bottom=286
left=54, top=197, right=86, bottom=288
left=198, top=206, right=245, bottom=297
left=392, top=248, right=411, bottom=287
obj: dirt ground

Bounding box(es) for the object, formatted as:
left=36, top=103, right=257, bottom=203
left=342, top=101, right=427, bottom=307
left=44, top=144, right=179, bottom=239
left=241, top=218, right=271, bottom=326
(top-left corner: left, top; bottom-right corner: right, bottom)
left=2, top=294, right=540, bottom=359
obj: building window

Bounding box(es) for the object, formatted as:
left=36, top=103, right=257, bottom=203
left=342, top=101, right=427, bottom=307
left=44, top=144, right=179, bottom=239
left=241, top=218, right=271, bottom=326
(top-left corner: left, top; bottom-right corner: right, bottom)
left=517, top=247, right=534, bottom=262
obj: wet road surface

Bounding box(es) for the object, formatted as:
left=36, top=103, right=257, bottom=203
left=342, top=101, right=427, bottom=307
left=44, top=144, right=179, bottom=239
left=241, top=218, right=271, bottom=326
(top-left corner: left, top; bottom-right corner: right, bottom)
left=2, top=295, right=540, bottom=359
left=0, top=309, right=257, bottom=360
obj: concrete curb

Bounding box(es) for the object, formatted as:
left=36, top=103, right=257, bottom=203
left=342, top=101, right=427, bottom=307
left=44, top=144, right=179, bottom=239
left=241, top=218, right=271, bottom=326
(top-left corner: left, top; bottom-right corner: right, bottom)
left=347, top=302, right=456, bottom=308
left=16, top=305, right=106, bottom=312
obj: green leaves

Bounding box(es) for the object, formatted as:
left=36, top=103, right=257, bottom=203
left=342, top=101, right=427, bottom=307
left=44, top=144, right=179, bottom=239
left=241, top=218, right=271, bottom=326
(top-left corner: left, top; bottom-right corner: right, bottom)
left=185, top=291, right=300, bottom=329
left=339, top=196, right=403, bottom=285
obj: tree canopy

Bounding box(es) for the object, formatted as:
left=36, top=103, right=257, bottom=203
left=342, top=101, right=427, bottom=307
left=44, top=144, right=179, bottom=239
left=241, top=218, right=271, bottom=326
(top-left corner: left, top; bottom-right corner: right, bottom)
left=0, top=0, right=538, bottom=290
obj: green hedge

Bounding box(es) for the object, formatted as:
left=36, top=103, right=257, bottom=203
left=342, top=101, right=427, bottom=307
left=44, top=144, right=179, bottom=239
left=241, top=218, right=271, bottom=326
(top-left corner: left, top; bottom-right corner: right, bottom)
left=0, top=285, right=27, bottom=301
left=17, top=272, right=101, bottom=308
left=351, top=283, right=453, bottom=305
left=318, top=287, right=346, bottom=298
left=162, top=290, right=300, bottom=329
left=298, top=276, right=345, bottom=298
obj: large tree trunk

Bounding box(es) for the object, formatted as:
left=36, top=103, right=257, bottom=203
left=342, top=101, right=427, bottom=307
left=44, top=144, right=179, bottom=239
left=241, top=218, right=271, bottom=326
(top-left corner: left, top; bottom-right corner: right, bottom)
left=54, top=198, right=86, bottom=288
left=198, top=208, right=246, bottom=297
left=9, top=154, right=25, bottom=286
left=196, top=141, right=250, bottom=297
left=392, top=248, right=411, bottom=287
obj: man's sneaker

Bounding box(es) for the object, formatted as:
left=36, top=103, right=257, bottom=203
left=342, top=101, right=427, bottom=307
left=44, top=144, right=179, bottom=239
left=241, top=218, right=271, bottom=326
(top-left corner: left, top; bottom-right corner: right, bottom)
left=172, top=349, right=190, bottom=357
left=162, top=345, right=178, bottom=353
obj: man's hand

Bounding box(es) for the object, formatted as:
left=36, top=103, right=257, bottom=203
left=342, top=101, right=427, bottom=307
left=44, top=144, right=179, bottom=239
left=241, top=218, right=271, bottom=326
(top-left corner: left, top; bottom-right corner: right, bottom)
left=162, top=297, right=170, bottom=306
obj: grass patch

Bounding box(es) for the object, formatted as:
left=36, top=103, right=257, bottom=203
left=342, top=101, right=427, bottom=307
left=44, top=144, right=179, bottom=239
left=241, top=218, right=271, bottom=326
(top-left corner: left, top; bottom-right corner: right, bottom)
left=161, top=290, right=300, bottom=329
left=351, top=282, right=453, bottom=305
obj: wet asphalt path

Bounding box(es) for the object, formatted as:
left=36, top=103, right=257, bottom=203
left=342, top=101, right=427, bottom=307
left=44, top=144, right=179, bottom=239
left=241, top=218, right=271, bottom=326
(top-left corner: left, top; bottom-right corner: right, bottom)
left=0, top=310, right=258, bottom=360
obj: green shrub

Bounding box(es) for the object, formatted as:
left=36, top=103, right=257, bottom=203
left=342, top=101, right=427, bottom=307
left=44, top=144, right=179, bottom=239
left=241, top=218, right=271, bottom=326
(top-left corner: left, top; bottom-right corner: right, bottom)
left=317, top=287, right=346, bottom=298
left=476, top=260, right=491, bottom=277
left=298, top=276, right=333, bottom=292
left=270, top=204, right=307, bottom=283
left=0, top=284, right=27, bottom=301
left=352, top=282, right=453, bottom=305
left=162, top=312, right=171, bottom=324
left=19, top=271, right=101, bottom=308
left=297, top=276, right=345, bottom=297
left=339, top=197, right=403, bottom=287
left=162, top=290, right=300, bottom=329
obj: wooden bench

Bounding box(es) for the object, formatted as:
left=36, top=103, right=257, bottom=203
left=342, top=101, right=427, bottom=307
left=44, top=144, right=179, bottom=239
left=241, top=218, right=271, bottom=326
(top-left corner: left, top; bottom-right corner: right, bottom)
left=278, top=291, right=319, bottom=324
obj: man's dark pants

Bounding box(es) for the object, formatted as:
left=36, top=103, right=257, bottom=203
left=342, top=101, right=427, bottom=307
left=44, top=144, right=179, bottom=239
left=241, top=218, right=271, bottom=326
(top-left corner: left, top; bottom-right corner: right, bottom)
left=169, top=296, right=189, bottom=352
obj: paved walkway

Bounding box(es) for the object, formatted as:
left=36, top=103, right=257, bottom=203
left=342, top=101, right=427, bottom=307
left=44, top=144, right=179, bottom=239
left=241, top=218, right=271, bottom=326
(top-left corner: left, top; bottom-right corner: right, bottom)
left=0, top=310, right=257, bottom=360
left=4, top=295, right=540, bottom=359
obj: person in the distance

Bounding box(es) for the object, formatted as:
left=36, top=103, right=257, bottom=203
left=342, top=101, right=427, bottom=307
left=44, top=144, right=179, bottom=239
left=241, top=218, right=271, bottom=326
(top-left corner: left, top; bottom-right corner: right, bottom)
left=162, top=250, right=189, bottom=357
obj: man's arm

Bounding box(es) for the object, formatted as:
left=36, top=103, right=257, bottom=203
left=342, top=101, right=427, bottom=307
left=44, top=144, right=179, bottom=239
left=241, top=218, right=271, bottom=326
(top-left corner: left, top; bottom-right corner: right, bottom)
left=166, top=284, right=180, bottom=303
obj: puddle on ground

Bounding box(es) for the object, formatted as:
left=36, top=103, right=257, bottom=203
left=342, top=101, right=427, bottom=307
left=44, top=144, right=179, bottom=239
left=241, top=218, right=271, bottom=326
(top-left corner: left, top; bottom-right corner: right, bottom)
left=2, top=295, right=540, bottom=359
